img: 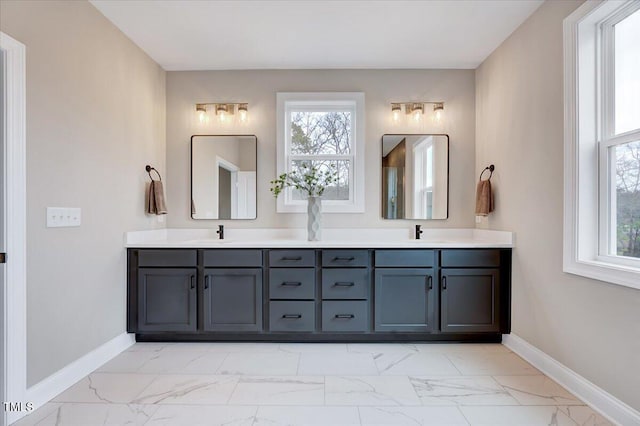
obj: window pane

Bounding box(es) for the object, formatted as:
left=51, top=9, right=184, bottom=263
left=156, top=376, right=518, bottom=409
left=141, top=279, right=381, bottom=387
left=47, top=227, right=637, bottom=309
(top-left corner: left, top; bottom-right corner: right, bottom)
left=290, top=111, right=352, bottom=155
left=614, top=9, right=640, bottom=134
left=615, top=140, right=640, bottom=258
left=290, top=159, right=350, bottom=201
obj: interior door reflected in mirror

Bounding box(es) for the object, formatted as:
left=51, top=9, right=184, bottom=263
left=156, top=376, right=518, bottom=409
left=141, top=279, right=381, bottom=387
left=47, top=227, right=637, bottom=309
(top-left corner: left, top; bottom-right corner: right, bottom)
left=382, top=134, right=449, bottom=220
left=191, top=135, right=257, bottom=220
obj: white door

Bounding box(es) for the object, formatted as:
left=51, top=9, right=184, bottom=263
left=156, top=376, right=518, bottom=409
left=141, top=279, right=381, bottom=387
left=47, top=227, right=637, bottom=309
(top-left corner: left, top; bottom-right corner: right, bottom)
left=236, top=171, right=256, bottom=219
left=1, top=46, right=7, bottom=426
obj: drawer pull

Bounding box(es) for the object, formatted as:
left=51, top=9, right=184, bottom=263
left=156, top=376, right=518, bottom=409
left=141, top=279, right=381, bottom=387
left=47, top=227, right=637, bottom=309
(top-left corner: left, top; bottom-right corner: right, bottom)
left=190, top=275, right=196, bottom=290
left=282, top=314, right=302, bottom=319
left=333, top=256, right=355, bottom=262
left=427, top=275, right=432, bottom=290
left=335, top=314, right=355, bottom=319
left=281, top=281, right=302, bottom=287
left=281, top=256, right=302, bottom=261
left=334, top=282, right=355, bottom=287
left=442, top=276, right=447, bottom=290
left=205, top=275, right=210, bottom=290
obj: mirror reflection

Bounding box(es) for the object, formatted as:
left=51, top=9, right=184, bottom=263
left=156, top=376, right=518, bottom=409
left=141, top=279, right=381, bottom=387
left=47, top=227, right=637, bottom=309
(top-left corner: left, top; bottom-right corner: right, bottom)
left=382, top=134, right=449, bottom=220
left=191, top=135, right=257, bottom=220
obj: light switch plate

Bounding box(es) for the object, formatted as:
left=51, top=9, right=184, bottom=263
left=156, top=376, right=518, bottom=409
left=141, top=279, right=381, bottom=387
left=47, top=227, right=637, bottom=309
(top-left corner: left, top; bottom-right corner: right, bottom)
left=47, top=207, right=81, bottom=227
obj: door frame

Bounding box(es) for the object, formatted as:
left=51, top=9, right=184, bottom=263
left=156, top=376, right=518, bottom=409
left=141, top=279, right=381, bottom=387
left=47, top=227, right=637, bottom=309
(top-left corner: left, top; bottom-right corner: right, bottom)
left=0, top=31, right=27, bottom=425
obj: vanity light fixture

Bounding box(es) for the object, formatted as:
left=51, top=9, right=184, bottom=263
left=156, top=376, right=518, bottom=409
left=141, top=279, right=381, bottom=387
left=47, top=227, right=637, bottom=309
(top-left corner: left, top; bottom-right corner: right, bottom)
left=194, top=102, right=249, bottom=123
left=390, top=101, right=445, bottom=123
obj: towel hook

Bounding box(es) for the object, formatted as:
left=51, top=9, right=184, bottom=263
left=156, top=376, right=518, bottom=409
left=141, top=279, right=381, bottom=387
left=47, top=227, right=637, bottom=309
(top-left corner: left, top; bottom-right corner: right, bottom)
left=145, top=165, right=162, bottom=182
left=479, top=164, right=495, bottom=181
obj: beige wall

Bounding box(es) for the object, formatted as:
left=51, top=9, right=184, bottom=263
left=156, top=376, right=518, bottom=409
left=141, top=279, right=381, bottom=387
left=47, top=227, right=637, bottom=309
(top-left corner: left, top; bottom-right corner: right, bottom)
left=166, top=70, right=476, bottom=229
left=0, top=0, right=166, bottom=385
left=476, top=0, right=640, bottom=410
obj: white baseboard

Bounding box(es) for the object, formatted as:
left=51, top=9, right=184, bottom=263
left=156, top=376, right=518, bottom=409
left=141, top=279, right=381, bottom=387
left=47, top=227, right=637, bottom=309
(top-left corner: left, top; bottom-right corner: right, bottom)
left=10, top=333, right=135, bottom=423
left=503, top=334, right=640, bottom=426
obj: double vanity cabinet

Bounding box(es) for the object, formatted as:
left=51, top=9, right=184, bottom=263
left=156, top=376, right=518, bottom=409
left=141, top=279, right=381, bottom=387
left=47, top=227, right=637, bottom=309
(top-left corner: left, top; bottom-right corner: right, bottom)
left=127, top=247, right=511, bottom=342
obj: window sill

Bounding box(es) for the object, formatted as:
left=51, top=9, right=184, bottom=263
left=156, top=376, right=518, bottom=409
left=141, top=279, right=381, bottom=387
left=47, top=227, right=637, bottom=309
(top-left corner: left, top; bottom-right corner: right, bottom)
left=564, top=258, right=640, bottom=290
left=276, top=202, right=365, bottom=214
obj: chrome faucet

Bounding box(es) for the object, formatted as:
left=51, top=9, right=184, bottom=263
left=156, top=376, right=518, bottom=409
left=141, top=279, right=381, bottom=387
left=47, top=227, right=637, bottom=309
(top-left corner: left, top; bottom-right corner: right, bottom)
left=415, top=224, right=423, bottom=240
left=216, top=224, right=224, bottom=240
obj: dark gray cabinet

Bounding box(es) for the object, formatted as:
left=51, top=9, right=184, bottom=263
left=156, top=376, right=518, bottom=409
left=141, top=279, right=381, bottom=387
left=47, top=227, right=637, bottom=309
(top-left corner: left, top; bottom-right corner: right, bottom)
left=128, top=247, right=511, bottom=341
left=440, top=268, right=500, bottom=333
left=374, top=268, right=435, bottom=332
left=203, top=268, right=262, bottom=332
left=137, top=268, right=197, bottom=332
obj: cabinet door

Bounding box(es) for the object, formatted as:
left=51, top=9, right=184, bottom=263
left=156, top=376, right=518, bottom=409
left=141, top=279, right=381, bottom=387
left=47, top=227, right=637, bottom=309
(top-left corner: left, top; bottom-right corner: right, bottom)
left=137, top=268, right=197, bottom=332
left=204, top=268, right=263, bottom=332
left=441, top=268, right=500, bottom=333
left=374, top=268, right=435, bottom=332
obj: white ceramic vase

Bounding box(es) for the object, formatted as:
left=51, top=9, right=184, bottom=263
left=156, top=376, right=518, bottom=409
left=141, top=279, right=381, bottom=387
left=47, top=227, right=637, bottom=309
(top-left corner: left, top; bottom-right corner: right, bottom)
left=307, top=196, right=322, bottom=241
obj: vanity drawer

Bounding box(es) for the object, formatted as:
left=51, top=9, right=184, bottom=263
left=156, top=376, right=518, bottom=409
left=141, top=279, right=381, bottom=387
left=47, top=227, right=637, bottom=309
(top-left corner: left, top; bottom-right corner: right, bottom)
left=322, top=301, right=369, bottom=332
left=321, top=269, right=369, bottom=300
left=322, top=250, right=368, bottom=267
left=137, top=250, right=197, bottom=267
left=441, top=250, right=500, bottom=268
left=375, top=250, right=435, bottom=267
left=269, top=301, right=315, bottom=332
left=269, top=269, right=315, bottom=300
left=203, top=249, right=263, bottom=267
left=269, top=250, right=315, bottom=267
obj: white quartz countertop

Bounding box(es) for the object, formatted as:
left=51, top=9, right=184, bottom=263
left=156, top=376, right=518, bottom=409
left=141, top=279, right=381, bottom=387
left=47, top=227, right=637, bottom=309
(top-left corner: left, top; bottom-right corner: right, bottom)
left=125, top=228, right=514, bottom=248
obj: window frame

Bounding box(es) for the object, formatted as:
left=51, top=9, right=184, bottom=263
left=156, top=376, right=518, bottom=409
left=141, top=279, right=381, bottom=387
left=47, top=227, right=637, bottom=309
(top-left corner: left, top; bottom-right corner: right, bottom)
left=563, top=0, right=640, bottom=290
left=276, top=92, right=365, bottom=213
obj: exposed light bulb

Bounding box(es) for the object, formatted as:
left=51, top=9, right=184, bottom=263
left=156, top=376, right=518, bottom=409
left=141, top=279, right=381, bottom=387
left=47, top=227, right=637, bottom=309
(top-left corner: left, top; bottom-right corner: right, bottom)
left=238, top=104, right=248, bottom=123
left=196, top=104, right=207, bottom=123
left=411, top=103, right=424, bottom=123
left=391, top=104, right=402, bottom=123
left=433, top=103, right=444, bottom=122
left=216, top=104, right=229, bottom=122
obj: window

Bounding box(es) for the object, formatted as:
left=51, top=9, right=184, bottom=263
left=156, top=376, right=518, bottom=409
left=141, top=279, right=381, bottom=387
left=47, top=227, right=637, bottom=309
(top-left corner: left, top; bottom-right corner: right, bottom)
left=413, top=138, right=434, bottom=219
left=276, top=92, right=365, bottom=213
left=564, top=0, right=640, bottom=289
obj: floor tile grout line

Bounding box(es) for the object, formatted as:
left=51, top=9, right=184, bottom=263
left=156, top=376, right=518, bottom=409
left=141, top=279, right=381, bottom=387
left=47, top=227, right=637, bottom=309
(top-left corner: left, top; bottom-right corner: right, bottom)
left=456, top=405, right=473, bottom=426
left=443, top=352, right=465, bottom=376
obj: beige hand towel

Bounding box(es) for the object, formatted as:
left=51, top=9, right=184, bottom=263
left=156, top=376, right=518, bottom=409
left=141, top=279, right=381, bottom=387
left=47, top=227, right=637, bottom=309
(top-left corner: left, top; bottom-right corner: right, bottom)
left=146, top=180, right=168, bottom=215
left=475, top=179, right=494, bottom=216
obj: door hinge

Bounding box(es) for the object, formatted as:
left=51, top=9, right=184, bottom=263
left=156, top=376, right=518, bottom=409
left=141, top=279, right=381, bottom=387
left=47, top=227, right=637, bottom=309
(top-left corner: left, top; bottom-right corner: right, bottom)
left=0, top=253, right=6, bottom=263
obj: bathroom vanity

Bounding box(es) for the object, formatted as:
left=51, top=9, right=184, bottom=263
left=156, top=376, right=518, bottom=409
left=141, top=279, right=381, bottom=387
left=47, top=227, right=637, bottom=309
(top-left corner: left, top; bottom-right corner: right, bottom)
left=126, top=229, right=513, bottom=343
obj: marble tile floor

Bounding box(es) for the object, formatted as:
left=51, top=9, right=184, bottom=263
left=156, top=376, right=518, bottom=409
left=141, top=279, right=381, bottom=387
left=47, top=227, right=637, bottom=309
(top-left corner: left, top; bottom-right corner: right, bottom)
left=14, top=342, right=614, bottom=426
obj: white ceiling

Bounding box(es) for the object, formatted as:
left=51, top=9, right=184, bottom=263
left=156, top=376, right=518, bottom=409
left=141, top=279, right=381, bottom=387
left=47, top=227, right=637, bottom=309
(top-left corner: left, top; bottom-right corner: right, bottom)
left=90, top=0, right=543, bottom=71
